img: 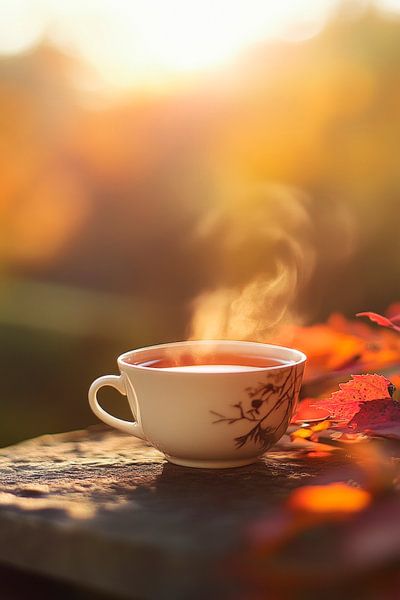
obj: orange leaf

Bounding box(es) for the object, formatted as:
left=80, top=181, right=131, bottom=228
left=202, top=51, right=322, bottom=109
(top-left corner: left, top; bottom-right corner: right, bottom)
left=291, top=428, right=313, bottom=440
left=311, top=419, right=332, bottom=432
left=292, top=398, right=331, bottom=423
left=357, top=311, right=400, bottom=333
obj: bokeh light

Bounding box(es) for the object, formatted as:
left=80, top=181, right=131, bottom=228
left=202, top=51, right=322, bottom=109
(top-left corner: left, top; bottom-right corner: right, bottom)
left=2, top=0, right=339, bottom=89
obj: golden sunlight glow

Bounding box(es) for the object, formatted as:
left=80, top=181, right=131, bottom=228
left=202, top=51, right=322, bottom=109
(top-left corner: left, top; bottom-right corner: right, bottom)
left=0, top=0, right=341, bottom=89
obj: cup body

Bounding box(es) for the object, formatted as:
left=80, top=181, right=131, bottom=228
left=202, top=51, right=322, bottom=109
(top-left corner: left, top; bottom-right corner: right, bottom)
left=106, top=340, right=305, bottom=468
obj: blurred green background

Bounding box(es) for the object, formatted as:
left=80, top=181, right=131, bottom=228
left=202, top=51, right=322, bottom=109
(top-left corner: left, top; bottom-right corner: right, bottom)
left=1, top=0, right=400, bottom=445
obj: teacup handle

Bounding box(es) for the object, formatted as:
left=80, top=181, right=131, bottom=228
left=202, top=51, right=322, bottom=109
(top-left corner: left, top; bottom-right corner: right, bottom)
left=88, top=375, right=145, bottom=439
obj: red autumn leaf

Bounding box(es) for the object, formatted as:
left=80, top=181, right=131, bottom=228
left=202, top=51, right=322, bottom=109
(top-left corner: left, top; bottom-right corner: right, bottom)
left=347, top=399, right=400, bottom=437
left=313, top=374, right=394, bottom=424
left=328, top=374, right=393, bottom=403
left=356, top=311, right=400, bottom=333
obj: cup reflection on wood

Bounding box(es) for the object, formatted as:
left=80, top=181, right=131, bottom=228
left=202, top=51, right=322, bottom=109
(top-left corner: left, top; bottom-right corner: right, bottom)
left=88, top=340, right=306, bottom=468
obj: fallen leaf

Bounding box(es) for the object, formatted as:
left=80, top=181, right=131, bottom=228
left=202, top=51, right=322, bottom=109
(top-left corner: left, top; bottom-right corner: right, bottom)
left=329, top=374, right=393, bottom=403
left=313, top=374, right=393, bottom=424
left=347, top=399, right=400, bottom=437
left=311, top=420, right=332, bottom=432
left=292, top=398, right=331, bottom=423
left=290, top=428, right=313, bottom=440
left=356, top=311, right=400, bottom=333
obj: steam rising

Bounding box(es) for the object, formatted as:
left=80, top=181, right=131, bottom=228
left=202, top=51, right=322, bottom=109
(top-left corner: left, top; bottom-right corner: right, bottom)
left=190, top=263, right=298, bottom=341
left=189, top=183, right=354, bottom=341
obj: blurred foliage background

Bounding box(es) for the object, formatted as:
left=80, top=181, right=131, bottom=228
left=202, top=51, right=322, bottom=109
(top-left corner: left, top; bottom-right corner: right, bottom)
left=1, top=0, right=400, bottom=445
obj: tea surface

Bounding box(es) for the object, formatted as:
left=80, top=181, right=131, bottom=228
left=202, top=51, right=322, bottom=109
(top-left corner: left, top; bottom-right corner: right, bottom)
left=132, top=353, right=293, bottom=371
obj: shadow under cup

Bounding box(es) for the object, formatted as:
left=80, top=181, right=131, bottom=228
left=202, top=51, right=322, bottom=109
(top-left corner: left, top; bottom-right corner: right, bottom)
left=90, top=341, right=307, bottom=469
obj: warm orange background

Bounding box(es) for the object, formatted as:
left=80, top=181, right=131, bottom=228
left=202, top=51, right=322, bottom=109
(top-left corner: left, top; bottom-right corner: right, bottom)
left=1, top=2, right=399, bottom=444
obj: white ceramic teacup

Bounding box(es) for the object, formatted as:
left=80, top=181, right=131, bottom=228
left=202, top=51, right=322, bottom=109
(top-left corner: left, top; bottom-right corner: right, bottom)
left=88, top=340, right=306, bottom=469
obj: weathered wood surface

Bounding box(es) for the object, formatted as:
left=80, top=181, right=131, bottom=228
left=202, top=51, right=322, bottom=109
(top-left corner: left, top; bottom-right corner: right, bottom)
left=0, top=427, right=351, bottom=599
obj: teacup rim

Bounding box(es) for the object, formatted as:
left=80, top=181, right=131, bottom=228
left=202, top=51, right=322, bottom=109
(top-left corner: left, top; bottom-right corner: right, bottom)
left=118, top=340, right=307, bottom=373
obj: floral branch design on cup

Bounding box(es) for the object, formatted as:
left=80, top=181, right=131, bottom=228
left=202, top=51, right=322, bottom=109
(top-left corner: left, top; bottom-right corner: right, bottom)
left=210, top=365, right=303, bottom=451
